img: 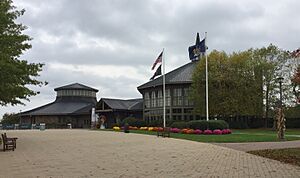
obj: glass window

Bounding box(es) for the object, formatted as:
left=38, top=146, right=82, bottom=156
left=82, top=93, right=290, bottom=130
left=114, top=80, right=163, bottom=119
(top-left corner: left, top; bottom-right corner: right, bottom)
left=183, top=88, right=191, bottom=106
left=157, top=90, right=163, bottom=107
left=144, top=92, right=150, bottom=108
left=165, top=89, right=171, bottom=106
left=172, top=108, right=182, bottom=113
left=151, top=91, right=156, bottom=107
left=173, top=88, right=182, bottom=106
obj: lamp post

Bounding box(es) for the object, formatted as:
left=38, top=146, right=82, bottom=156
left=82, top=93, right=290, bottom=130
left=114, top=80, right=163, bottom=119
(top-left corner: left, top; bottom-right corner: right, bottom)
left=277, top=77, right=285, bottom=141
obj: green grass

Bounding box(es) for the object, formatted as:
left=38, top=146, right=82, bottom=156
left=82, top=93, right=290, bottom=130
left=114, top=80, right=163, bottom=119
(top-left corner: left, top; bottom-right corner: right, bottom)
left=248, top=148, right=300, bottom=167
left=233, top=129, right=300, bottom=135
left=125, top=129, right=300, bottom=143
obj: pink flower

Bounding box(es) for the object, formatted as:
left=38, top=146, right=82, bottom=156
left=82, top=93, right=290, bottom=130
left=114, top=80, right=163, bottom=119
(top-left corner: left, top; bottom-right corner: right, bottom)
left=204, top=129, right=213, bottom=135
left=213, top=129, right=222, bottom=135
left=194, top=129, right=203, bottom=134
left=221, top=129, right=232, bottom=134
left=170, top=128, right=181, bottom=133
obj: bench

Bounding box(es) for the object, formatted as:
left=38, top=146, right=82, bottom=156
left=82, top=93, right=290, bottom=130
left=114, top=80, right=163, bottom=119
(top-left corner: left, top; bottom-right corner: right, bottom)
left=157, top=127, right=170, bottom=138
left=1, top=133, right=18, bottom=151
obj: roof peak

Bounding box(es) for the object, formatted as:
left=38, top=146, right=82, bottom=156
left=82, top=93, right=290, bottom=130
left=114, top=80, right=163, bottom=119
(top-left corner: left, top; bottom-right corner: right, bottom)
left=54, top=83, right=98, bottom=92
left=137, top=61, right=198, bottom=90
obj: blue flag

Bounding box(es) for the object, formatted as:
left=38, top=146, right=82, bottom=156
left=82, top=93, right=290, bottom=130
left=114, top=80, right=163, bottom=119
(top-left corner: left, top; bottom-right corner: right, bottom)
left=189, top=33, right=206, bottom=61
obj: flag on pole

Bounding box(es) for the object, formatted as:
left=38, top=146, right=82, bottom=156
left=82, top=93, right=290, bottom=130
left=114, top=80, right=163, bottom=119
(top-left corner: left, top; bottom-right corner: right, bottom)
left=151, top=51, right=163, bottom=70
left=188, top=33, right=206, bottom=61
left=150, top=64, right=162, bottom=80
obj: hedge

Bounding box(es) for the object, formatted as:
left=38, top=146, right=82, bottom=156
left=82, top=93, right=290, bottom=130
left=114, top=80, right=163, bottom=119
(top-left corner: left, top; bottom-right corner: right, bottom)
left=286, top=118, right=300, bottom=128
left=189, top=120, right=208, bottom=130
left=208, top=120, right=229, bottom=130
left=121, top=117, right=146, bottom=127
left=171, top=120, right=229, bottom=130
left=188, top=120, right=229, bottom=130
left=170, top=122, right=189, bottom=129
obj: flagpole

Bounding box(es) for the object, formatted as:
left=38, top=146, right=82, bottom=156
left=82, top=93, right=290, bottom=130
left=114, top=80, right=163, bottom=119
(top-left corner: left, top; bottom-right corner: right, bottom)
left=163, top=48, right=166, bottom=128
left=205, top=32, right=209, bottom=121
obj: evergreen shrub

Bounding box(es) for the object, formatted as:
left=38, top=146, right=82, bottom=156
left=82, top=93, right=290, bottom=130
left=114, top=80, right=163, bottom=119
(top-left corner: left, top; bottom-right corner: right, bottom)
left=170, top=122, right=189, bottom=129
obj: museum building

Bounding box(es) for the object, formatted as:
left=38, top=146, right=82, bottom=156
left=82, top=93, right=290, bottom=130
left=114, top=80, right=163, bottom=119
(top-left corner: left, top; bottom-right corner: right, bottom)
left=137, top=60, right=199, bottom=124
left=20, top=83, right=98, bottom=128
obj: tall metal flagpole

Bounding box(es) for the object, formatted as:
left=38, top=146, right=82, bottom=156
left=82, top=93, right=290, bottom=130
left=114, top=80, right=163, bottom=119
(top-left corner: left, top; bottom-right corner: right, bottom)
left=205, top=32, right=209, bottom=121
left=163, top=48, right=166, bottom=128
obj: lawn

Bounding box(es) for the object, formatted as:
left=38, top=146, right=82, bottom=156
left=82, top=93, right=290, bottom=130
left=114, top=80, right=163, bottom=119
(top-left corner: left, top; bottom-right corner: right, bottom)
left=233, top=129, right=300, bottom=135
left=248, top=148, right=300, bottom=167
left=124, top=129, right=300, bottom=143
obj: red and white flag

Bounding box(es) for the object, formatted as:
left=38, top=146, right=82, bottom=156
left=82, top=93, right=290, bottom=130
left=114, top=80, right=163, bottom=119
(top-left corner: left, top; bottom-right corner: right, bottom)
left=151, top=51, right=163, bottom=70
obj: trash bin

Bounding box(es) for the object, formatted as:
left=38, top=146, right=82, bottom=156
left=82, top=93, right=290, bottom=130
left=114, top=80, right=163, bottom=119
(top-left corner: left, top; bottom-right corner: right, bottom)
left=67, top=123, right=72, bottom=129
left=40, top=123, right=46, bottom=131
left=124, top=123, right=129, bottom=133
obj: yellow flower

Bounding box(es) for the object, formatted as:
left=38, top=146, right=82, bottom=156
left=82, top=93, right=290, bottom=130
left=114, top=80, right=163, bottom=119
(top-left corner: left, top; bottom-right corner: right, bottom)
left=113, top=126, right=120, bottom=130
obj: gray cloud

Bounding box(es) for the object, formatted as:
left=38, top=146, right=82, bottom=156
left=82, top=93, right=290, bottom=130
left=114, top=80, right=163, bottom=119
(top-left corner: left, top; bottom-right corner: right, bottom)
left=1, top=0, right=300, bottom=118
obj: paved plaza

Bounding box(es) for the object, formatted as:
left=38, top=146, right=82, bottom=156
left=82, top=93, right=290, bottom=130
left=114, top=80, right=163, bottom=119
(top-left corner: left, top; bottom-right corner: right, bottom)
left=0, top=130, right=299, bottom=178
left=214, top=140, right=300, bottom=152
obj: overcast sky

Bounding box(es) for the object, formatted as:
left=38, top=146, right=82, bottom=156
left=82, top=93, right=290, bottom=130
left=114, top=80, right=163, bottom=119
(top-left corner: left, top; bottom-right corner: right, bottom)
left=1, top=0, right=300, bottom=118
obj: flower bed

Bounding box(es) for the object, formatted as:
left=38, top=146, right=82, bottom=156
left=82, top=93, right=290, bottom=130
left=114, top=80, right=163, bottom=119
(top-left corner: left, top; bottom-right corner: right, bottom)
left=112, top=125, right=232, bottom=135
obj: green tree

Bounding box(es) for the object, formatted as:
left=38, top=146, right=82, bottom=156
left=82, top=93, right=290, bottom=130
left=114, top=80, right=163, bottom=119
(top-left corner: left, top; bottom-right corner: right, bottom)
left=249, top=45, right=287, bottom=120
left=0, top=0, right=45, bottom=106
left=0, top=112, right=19, bottom=124
left=191, top=50, right=261, bottom=117
left=191, top=45, right=292, bottom=125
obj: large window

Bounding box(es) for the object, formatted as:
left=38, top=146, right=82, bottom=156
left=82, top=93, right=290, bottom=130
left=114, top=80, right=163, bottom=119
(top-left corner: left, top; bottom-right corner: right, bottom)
left=157, top=90, right=163, bottom=107
left=183, top=87, right=193, bottom=106
left=144, top=92, right=150, bottom=108
left=151, top=91, right=156, bottom=108
left=165, top=89, right=171, bottom=106
left=173, top=88, right=182, bottom=106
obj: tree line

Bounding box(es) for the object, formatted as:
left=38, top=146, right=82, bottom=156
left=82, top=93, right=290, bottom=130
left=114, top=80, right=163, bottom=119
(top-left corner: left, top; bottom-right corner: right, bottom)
left=191, top=44, right=300, bottom=120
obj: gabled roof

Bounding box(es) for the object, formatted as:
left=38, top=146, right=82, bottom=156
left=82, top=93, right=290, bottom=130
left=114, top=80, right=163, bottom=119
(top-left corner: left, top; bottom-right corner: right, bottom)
left=20, top=101, right=95, bottom=116
left=54, top=83, right=98, bottom=92
left=100, top=98, right=143, bottom=111
left=137, top=61, right=198, bottom=91
left=20, top=96, right=97, bottom=116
